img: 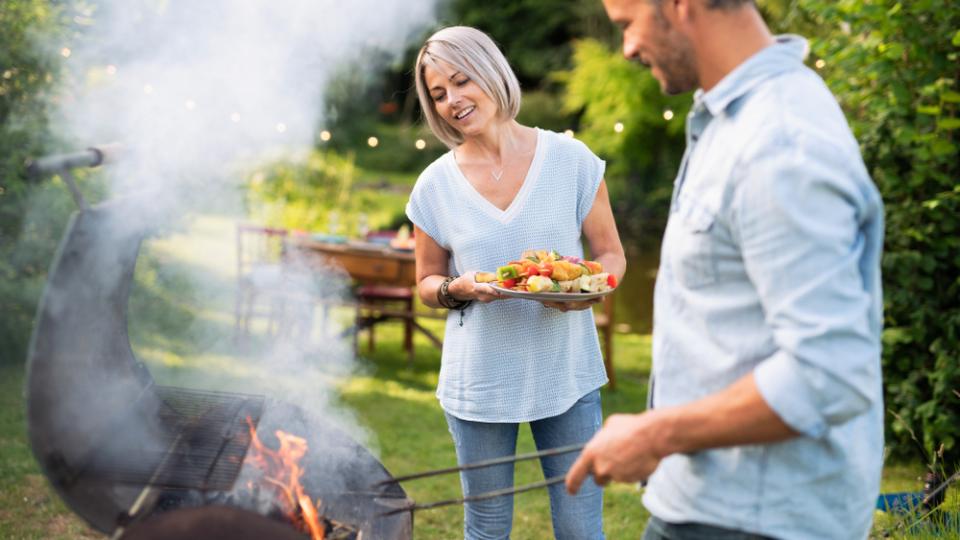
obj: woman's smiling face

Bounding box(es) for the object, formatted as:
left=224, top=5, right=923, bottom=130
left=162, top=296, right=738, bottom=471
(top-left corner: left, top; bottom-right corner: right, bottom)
left=423, top=61, right=500, bottom=137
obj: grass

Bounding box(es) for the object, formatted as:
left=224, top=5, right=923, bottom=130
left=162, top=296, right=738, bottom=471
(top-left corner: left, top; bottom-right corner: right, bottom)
left=1, top=214, right=957, bottom=539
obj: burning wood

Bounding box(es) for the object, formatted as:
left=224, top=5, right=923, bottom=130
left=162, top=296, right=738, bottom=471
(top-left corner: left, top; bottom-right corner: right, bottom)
left=245, top=418, right=359, bottom=540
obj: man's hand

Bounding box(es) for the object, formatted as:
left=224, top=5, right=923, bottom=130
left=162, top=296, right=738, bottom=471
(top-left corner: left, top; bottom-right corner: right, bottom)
left=565, top=373, right=800, bottom=495
left=565, top=411, right=670, bottom=494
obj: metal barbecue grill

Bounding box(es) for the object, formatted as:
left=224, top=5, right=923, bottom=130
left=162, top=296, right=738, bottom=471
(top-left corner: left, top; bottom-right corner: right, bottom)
left=24, top=148, right=412, bottom=538
left=82, top=386, right=264, bottom=491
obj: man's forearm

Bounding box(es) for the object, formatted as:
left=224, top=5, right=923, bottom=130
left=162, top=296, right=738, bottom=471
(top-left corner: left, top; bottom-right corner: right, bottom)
left=654, top=372, right=799, bottom=457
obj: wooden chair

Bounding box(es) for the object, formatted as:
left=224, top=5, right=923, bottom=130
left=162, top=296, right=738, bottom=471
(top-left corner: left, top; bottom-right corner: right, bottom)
left=594, top=293, right=616, bottom=390
left=354, top=231, right=415, bottom=363
left=234, top=223, right=308, bottom=339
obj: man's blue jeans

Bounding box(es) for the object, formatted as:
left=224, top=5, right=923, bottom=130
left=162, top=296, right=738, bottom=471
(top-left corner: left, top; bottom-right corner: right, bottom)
left=444, top=389, right=605, bottom=540
left=642, top=516, right=777, bottom=540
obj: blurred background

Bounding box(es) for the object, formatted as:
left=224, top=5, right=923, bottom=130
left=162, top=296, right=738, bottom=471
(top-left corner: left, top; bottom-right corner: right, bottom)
left=1, top=0, right=958, bottom=537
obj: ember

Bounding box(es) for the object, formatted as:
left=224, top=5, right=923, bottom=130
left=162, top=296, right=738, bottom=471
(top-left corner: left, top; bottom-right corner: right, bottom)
left=245, top=418, right=359, bottom=540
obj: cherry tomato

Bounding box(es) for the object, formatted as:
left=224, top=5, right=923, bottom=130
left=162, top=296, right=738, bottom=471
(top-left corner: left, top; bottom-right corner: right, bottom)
left=607, top=274, right=617, bottom=288
left=538, top=262, right=554, bottom=278
left=499, top=278, right=517, bottom=289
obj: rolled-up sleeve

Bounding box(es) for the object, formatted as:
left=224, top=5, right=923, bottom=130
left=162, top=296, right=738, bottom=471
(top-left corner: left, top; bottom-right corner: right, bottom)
left=731, top=139, right=882, bottom=439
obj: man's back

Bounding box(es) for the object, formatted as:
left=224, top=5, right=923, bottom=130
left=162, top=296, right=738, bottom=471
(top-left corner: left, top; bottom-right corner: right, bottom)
left=647, top=36, right=884, bottom=539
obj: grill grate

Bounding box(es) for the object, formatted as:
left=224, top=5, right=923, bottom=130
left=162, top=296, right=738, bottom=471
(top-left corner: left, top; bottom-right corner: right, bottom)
left=85, top=386, right=264, bottom=491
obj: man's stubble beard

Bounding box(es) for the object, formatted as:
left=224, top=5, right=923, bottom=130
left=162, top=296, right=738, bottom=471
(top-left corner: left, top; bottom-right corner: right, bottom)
left=650, top=9, right=700, bottom=95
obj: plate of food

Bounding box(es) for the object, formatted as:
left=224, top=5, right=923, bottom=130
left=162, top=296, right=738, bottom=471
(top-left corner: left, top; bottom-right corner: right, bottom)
left=475, top=249, right=617, bottom=302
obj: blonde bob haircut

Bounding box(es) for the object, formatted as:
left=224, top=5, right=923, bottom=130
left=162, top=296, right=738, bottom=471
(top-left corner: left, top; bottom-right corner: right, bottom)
left=415, top=26, right=522, bottom=149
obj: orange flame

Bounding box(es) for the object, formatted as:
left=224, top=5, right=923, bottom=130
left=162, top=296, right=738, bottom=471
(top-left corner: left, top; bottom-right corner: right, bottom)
left=246, top=417, right=325, bottom=540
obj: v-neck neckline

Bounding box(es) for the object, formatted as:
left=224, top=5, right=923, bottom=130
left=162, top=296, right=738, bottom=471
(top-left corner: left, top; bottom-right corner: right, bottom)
left=446, top=128, right=546, bottom=225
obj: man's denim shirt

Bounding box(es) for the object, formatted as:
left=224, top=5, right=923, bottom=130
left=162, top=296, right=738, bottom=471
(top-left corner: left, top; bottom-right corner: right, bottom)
left=644, top=36, right=885, bottom=540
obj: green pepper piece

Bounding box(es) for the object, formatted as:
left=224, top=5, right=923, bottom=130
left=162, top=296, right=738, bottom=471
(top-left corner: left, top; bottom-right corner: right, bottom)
left=551, top=279, right=561, bottom=292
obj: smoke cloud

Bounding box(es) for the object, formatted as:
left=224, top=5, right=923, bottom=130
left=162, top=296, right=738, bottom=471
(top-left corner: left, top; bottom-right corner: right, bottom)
left=57, top=0, right=437, bottom=193
left=31, top=0, right=440, bottom=465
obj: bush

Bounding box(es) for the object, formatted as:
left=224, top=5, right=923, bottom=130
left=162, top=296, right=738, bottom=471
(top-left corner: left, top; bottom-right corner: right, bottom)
left=0, top=1, right=72, bottom=366
left=796, top=0, right=960, bottom=468
left=558, top=39, right=689, bottom=244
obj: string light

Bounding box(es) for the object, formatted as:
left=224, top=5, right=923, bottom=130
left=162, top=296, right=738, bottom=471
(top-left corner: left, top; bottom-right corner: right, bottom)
left=105, top=65, right=117, bottom=75
left=415, top=139, right=426, bottom=150
left=319, top=130, right=332, bottom=142
left=143, top=84, right=154, bottom=95
left=276, top=123, right=287, bottom=133
left=815, top=59, right=826, bottom=69
left=563, top=129, right=575, bottom=138
left=230, top=112, right=241, bottom=123
left=663, top=109, right=674, bottom=121
left=184, top=99, right=196, bottom=110
left=614, top=122, right=624, bottom=133
left=367, top=136, right=379, bottom=148
left=60, top=47, right=71, bottom=58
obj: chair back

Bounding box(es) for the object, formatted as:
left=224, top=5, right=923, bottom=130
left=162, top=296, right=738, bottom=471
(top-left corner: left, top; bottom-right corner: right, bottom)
left=236, top=223, right=289, bottom=280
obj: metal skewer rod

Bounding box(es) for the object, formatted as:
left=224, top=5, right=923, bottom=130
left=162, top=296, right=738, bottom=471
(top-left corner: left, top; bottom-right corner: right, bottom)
left=379, top=475, right=567, bottom=516
left=374, top=443, right=584, bottom=487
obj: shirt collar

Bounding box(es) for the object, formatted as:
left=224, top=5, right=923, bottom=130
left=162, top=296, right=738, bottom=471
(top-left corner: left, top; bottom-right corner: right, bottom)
left=694, top=34, right=809, bottom=117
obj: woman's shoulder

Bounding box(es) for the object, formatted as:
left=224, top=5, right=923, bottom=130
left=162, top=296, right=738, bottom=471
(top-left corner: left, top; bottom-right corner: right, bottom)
left=537, top=128, right=594, bottom=158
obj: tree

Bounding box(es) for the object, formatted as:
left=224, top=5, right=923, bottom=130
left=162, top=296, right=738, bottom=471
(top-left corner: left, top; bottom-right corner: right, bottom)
left=0, top=0, right=74, bottom=365
left=559, top=39, right=689, bottom=244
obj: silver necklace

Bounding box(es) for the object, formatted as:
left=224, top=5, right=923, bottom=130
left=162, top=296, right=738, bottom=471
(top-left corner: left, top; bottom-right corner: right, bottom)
left=490, top=156, right=505, bottom=181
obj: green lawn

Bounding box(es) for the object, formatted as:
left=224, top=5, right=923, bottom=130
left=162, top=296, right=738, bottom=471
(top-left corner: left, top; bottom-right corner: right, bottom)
left=1, top=214, right=955, bottom=539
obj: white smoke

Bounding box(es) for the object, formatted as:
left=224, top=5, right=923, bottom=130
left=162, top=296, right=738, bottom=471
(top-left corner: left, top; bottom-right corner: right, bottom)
left=56, top=0, right=438, bottom=195
left=43, top=0, right=440, bottom=449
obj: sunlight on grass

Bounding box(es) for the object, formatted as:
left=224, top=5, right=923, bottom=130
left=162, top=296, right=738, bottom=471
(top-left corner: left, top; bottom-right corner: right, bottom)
left=341, top=376, right=437, bottom=405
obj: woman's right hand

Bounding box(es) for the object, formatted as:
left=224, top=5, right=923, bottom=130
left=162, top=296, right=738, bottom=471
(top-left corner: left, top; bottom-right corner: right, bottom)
left=449, top=271, right=503, bottom=303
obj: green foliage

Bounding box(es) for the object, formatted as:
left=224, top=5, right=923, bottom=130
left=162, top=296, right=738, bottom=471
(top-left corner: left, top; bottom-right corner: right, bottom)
left=0, top=1, right=76, bottom=366
left=515, top=90, right=576, bottom=133
left=246, top=149, right=413, bottom=236
left=796, top=0, right=960, bottom=467
left=558, top=39, right=689, bottom=243
left=441, top=0, right=613, bottom=86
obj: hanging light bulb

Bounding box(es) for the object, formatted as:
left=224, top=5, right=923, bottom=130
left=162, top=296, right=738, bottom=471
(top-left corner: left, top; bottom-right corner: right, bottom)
left=367, top=136, right=379, bottom=148
left=614, top=122, right=624, bottom=133
left=415, top=139, right=426, bottom=150
left=663, top=109, right=674, bottom=121
left=319, top=130, right=332, bottom=142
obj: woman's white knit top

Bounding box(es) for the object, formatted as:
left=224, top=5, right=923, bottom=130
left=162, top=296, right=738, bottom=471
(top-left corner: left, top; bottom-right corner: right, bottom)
left=406, top=128, right=609, bottom=422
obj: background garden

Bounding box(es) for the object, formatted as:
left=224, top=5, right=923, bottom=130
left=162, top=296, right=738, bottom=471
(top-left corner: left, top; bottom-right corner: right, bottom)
left=1, top=0, right=958, bottom=537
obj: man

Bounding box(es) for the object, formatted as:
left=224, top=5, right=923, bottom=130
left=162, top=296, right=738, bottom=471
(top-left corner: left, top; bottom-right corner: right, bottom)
left=565, top=1, right=885, bottom=539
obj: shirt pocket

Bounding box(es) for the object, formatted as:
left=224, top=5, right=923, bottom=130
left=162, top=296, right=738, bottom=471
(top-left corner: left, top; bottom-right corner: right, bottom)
left=669, top=192, right=720, bottom=289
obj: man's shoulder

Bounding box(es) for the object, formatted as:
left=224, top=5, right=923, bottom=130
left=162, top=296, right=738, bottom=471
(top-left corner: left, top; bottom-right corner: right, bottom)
left=728, top=68, right=859, bottom=161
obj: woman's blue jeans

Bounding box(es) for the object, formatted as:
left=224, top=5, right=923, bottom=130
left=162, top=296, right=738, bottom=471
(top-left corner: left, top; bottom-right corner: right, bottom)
left=444, top=389, right=605, bottom=540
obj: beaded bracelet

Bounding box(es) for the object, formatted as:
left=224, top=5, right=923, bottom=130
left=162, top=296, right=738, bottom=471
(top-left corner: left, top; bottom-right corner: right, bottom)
left=437, top=276, right=472, bottom=311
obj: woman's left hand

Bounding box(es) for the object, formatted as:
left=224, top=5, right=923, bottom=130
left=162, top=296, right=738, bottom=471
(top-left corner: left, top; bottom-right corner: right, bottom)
left=540, top=298, right=601, bottom=312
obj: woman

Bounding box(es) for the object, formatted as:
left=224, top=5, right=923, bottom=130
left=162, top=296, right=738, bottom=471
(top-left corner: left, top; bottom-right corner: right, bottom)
left=406, top=26, right=625, bottom=540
